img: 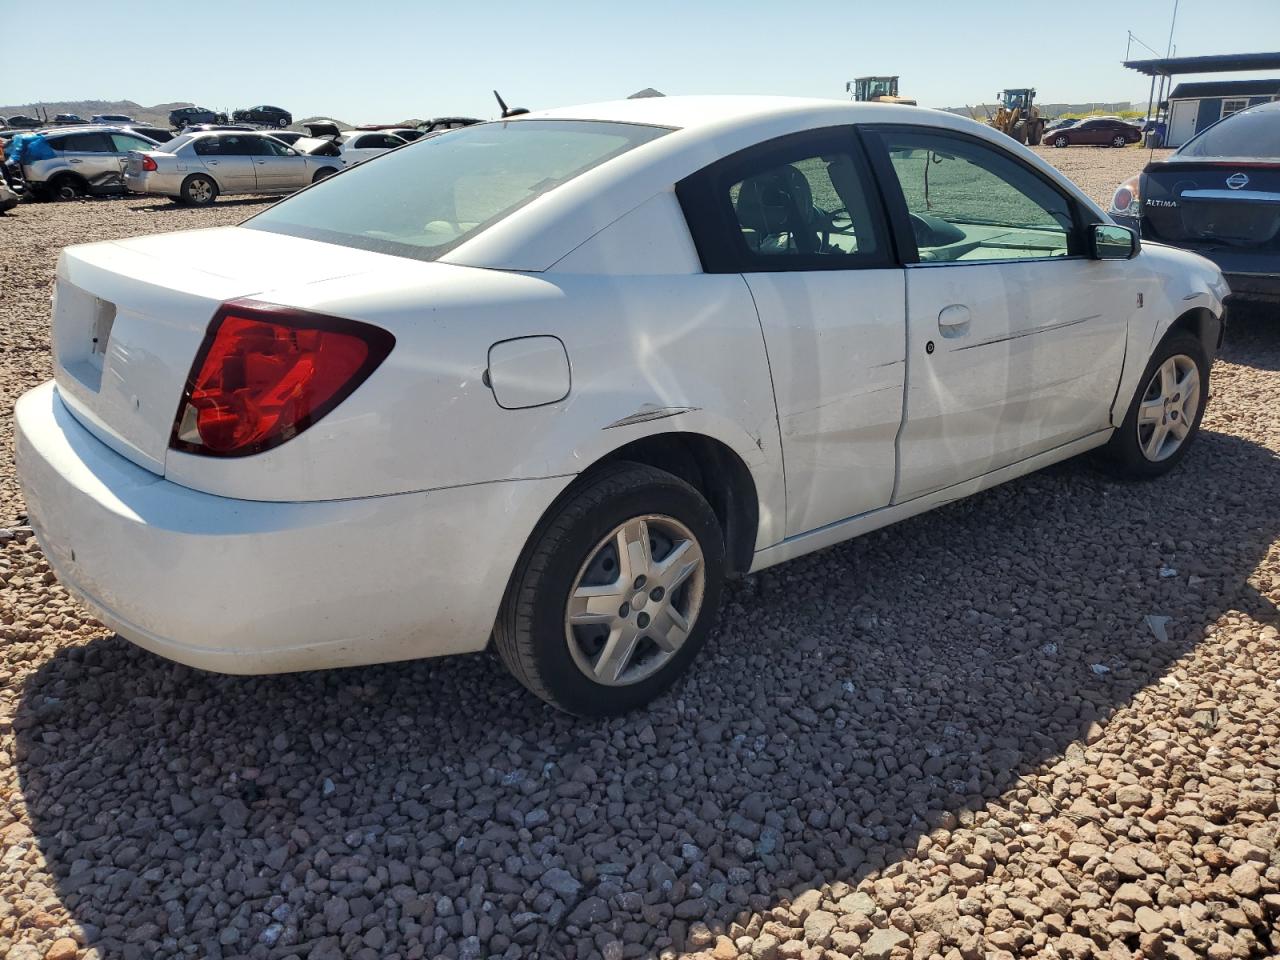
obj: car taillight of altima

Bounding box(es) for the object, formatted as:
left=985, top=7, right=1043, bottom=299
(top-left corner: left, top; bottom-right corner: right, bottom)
left=171, top=300, right=395, bottom=457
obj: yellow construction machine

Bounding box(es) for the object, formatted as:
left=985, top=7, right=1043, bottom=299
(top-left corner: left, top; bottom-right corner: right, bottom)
left=847, top=77, right=917, bottom=106
left=986, top=88, right=1046, bottom=145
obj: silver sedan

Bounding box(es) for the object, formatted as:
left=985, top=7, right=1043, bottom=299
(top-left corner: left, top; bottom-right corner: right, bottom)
left=125, top=131, right=344, bottom=205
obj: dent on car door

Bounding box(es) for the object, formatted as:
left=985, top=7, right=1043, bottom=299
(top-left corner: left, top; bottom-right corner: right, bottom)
left=677, top=126, right=906, bottom=538
left=862, top=126, right=1131, bottom=502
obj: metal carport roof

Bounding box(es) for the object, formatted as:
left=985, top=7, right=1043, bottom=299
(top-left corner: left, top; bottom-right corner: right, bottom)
left=1124, top=52, right=1280, bottom=77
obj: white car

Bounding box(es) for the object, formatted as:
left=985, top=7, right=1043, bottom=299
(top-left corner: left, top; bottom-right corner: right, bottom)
left=15, top=96, right=1227, bottom=715
left=293, top=127, right=406, bottom=165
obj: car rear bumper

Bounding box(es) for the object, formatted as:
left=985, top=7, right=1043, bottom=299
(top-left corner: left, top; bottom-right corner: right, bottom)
left=15, top=380, right=567, bottom=674
left=1123, top=221, right=1279, bottom=303
left=124, top=170, right=176, bottom=196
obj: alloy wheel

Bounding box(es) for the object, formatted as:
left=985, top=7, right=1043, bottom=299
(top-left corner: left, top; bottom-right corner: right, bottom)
left=1137, top=354, right=1200, bottom=462
left=565, top=515, right=705, bottom=686
left=190, top=179, right=213, bottom=203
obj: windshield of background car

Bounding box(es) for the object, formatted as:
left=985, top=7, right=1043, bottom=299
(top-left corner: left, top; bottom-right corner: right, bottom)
left=244, top=119, right=672, bottom=260
left=1177, top=108, right=1280, bottom=159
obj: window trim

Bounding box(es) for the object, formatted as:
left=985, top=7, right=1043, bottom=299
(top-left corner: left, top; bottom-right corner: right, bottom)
left=1220, top=98, right=1249, bottom=119
left=859, top=124, right=1091, bottom=268
left=675, top=125, right=897, bottom=274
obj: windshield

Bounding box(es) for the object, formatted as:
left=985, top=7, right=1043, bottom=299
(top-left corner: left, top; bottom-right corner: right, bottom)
left=1177, top=106, right=1280, bottom=159
left=245, top=119, right=671, bottom=260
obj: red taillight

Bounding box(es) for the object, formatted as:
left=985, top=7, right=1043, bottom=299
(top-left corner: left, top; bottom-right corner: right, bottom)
left=171, top=300, right=395, bottom=458
left=141, top=155, right=157, bottom=172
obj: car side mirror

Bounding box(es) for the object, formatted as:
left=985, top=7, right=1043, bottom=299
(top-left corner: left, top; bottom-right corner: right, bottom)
left=1091, top=223, right=1139, bottom=260
left=283, top=147, right=297, bottom=156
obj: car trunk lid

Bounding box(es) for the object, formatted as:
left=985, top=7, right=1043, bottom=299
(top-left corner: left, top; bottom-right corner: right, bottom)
left=51, top=226, right=402, bottom=474
left=1141, top=160, right=1280, bottom=250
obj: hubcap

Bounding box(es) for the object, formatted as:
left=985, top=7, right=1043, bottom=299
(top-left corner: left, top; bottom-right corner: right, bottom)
left=193, top=180, right=211, bottom=202
left=565, top=515, right=705, bottom=686
left=1137, top=354, right=1200, bottom=462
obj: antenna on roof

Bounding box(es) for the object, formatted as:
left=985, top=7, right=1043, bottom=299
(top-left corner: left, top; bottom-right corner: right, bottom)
left=493, top=90, right=529, bottom=119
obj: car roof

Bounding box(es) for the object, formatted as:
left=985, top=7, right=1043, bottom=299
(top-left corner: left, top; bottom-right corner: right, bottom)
left=442, top=95, right=1109, bottom=273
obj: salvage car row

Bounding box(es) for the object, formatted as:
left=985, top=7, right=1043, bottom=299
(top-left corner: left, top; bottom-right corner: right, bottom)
left=0, top=121, right=465, bottom=205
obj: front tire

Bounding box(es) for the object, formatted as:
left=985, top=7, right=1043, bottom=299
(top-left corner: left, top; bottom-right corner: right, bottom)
left=312, top=167, right=337, bottom=183
left=1102, top=330, right=1209, bottom=479
left=494, top=463, right=725, bottom=716
left=1053, top=134, right=1069, bottom=148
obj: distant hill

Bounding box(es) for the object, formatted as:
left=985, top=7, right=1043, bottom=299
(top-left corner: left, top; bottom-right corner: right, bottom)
left=0, top=100, right=204, bottom=127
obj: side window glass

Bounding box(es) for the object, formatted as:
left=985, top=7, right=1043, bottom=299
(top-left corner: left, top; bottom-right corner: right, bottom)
left=110, top=134, right=153, bottom=153
left=59, top=133, right=112, bottom=153
left=879, top=130, right=1074, bottom=263
left=245, top=137, right=283, bottom=156
left=727, top=146, right=883, bottom=263
left=678, top=129, right=890, bottom=272
left=222, top=136, right=253, bottom=156
left=193, top=138, right=222, bottom=157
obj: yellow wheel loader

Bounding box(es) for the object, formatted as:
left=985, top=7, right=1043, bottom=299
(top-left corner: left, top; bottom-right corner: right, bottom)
left=847, top=77, right=917, bottom=107
left=988, top=88, right=1046, bottom=146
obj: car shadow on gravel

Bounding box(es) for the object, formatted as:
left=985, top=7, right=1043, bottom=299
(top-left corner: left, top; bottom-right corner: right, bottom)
left=14, top=427, right=1280, bottom=959
left=1222, top=302, right=1280, bottom=372
left=125, top=196, right=278, bottom=214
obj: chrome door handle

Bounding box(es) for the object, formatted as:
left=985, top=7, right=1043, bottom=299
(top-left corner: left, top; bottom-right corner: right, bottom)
left=206, top=160, right=218, bottom=165
left=938, top=304, right=971, bottom=338
left=68, top=158, right=82, bottom=164
left=255, top=160, right=267, bottom=164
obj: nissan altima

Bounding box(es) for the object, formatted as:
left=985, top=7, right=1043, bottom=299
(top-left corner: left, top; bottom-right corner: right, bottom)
left=15, top=96, right=1229, bottom=715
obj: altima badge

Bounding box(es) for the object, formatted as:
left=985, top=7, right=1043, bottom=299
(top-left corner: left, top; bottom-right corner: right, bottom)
left=1226, top=173, right=1250, bottom=190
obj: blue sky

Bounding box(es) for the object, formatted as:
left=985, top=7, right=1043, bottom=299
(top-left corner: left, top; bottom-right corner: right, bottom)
left=7, top=0, right=1280, bottom=121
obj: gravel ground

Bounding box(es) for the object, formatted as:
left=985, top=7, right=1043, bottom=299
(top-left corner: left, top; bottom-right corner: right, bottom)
left=1, top=150, right=1278, bottom=960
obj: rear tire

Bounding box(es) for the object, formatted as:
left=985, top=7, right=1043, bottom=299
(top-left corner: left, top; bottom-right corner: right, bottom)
left=494, top=462, right=725, bottom=716
left=1112, top=135, right=1128, bottom=148
left=180, top=174, right=218, bottom=206
left=1101, top=330, right=1209, bottom=480
left=49, top=174, right=84, bottom=201
left=277, top=117, right=289, bottom=128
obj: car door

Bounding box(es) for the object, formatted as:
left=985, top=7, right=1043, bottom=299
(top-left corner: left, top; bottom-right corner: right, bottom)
left=194, top=135, right=257, bottom=192
left=246, top=135, right=307, bottom=191
left=863, top=125, right=1132, bottom=502
left=677, top=126, right=906, bottom=537
left=55, top=132, right=119, bottom=187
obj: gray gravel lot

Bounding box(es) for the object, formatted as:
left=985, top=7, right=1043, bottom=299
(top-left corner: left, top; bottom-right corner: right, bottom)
left=1, top=146, right=1278, bottom=960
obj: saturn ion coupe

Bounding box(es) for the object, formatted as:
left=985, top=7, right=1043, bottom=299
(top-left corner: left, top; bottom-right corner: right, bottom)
left=16, top=97, right=1228, bottom=715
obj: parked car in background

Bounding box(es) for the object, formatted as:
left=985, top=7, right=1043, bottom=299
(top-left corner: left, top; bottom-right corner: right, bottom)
left=294, top=123, right=405, bottom=164
left=53, top=114, right=86, bottom=125
left=170, top=106, right=229, bottom=129
left=16, top=97, right=1228, bottom=715
left=418, top=116, right=483, bottom=135
left=1048, top=117, right=1141, bottom=148
left=1043, top=118, right=1077, bottom=134
left=232, top=105, right=292, bottom=128
left=183, top=123, right=256, bottom=133
left=125, top=130, right=342, bottom=205
left=16, top=126, right=160, bottom=200
left=1110, top=100, right=1280, bottom=302
left=389, top=128, right=428, bottom=142
left=122, top=125, right=176, bottom=144
left=91, top=114, right=136, bottom=125
left=6, top=115, right=42, bottom=129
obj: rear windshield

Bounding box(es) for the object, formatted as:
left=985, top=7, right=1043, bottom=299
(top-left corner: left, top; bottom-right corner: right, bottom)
left=1177, top=107, right=1280, bottom=159
left=244, top=119, right=671, bottom=260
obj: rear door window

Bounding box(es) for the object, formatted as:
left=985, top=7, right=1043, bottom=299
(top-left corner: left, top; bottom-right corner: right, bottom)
left=110, top=134, right=157, bottom=153
left=56, top=133, right=113, bottom=153
left=676, top=126, right=893, bottom=272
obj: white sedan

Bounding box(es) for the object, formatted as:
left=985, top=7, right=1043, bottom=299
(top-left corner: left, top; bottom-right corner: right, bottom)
left=15, top=96, right=1227, bottom=715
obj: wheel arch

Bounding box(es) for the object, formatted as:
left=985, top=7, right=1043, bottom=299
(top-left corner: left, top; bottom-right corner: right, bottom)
left=521, top=430, right=762, bottom=578
left=1167, top=305, right=1223, bottom=359
left=47, top=170, right=89, bottom=196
